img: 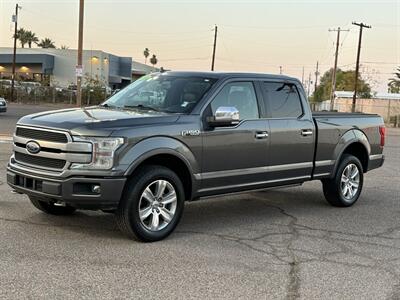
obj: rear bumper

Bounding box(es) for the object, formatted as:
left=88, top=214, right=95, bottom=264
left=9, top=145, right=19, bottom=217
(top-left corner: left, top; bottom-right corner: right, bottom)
left=368, top=154, right=385, bottom=171
left=7, top=166, right=126, bottom=209
left=0, top=106, right=7, bottom=112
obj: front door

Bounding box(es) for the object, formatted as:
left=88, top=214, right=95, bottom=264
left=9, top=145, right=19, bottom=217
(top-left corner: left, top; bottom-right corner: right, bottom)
left=200, top=81, right=270, bottom=195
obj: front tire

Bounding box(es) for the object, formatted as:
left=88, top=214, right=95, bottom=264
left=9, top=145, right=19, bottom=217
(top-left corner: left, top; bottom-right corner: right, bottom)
left=322, top=154, right=364, bottom=207
left=116, top=165, right=185, bottom=242
left=29, top=196, right=76, bottom=215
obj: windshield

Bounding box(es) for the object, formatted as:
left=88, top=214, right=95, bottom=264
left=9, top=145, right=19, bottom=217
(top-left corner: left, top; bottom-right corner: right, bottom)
left=103, top=74, right=217, bottom=113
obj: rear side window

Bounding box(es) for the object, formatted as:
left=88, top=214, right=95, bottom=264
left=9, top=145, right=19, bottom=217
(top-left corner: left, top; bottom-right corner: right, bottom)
left=262, top=82, right=303, bottom=118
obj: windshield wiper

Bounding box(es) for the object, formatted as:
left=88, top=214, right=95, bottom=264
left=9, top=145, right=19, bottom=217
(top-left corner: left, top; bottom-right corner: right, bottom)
left=123, top=104, right=159, bottom=112
left=101, top=103, right=118, bottom=108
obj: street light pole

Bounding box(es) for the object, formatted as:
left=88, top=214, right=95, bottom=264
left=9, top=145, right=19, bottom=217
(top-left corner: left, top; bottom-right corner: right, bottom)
left=76, top=0, right=85, bottom=107
left=11, top=4, right=21, bottom=102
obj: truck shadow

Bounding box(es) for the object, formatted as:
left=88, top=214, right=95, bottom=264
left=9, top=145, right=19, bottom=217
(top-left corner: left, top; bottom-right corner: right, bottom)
left=177, top=188, right=329, bottom=235
left=19, top=187, right=332, bottom=241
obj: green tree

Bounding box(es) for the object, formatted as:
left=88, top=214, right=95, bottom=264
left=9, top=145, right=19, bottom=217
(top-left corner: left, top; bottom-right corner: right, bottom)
left=37, top=38, right=56, bottom=49
left=14, top=28, right=28, bottom=48
left=60, top=45, right=69, bottom=50
left=143, top=48, right=150, bottom=64
left=150, top=54, right=158, bottom=68
left=312, top=69, right=371, bottom=102
left=82, top=73, right=108, bottom=105
left=388, top=67, right=400, bottom=93
left=25, top=31, right=39, bottom=48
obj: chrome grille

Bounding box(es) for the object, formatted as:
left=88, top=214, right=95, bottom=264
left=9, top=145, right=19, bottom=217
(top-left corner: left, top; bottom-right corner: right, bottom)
left=16, top=127, right=68, bottom=143
left=13, top=126, right=92, bottom=172
left=15, top=152, right=66, bottom=169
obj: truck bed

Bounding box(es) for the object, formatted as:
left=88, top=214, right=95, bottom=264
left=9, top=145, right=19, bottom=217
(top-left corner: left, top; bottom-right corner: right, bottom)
left=311, top=111, right=384, bottom=178
left=312, top=111, right=380, bottom=118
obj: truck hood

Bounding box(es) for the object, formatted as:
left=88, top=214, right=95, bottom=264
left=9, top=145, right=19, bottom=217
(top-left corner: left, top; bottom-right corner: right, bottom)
left=17, top=106, right=180, bottom=136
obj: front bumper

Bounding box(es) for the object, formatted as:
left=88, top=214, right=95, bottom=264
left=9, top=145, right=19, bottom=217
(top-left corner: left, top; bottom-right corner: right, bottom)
left=7, top=166, right=126, bottom=209
left=0, top=106, right=7, bottom=112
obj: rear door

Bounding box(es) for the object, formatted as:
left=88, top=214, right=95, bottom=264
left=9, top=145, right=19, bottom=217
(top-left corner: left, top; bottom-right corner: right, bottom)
left=260, top=81, right=315, bottom=182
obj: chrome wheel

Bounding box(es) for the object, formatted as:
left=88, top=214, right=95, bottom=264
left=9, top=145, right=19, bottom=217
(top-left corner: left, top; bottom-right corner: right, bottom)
left=138, top=180, right=177, bottom=231
left=340, top=163, right=360, bottom=200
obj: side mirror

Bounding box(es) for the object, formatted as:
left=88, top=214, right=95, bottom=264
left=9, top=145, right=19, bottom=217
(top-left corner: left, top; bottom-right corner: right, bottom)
left=207, top=106, right=240, bottom=127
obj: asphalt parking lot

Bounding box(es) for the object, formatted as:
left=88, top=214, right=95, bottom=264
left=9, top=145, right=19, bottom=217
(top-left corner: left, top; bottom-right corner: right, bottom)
left=0, top=106, right=399, bottom=299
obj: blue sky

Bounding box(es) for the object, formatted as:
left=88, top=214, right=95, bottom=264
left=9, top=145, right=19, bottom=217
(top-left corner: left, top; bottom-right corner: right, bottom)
left=1, top=0, right=399, bottom=92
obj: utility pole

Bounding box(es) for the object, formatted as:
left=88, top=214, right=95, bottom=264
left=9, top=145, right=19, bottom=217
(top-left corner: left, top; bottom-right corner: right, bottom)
left=352, top=22, right=371, bottom=112
left=11, top=4, right=21, bottom=102
left=329, top=27, right=349, bottom=111
left=314, top=61, right=319, bottom=95
left=76, top=0, right=85, bottom=106
left=301, top=67, right=305, bottom=85
left=211, top=25, right=218, bottom=71
left=279, top=66, right=283, bottom=75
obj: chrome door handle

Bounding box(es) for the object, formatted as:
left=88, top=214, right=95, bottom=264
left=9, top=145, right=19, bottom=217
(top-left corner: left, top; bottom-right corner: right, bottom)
left=301, top=129, right=313, bottom=136
left=255, top=131, right=269, bottom=139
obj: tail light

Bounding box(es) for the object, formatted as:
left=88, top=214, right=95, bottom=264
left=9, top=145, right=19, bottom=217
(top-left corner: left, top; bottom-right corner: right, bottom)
left=379, top=126, right=385, bottom=147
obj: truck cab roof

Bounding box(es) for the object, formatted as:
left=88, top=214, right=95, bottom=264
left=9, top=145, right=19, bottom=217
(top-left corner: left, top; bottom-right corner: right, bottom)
left=157, top=71, right=298, bottom=82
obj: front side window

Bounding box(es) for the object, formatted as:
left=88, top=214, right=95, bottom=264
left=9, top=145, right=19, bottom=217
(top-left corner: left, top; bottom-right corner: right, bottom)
left=210, top=82, right=259, bottom=120
left=262, top=82, right=303, bottom=118
left=104, top=74, right=216, bottom=113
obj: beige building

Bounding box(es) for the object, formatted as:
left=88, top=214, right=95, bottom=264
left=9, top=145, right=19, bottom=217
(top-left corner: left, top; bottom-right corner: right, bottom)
left=0, top=47, right=132, bottom=89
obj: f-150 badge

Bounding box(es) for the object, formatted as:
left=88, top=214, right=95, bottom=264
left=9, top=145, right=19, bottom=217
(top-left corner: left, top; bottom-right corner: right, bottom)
left=181, top=130, right=201, bottom=137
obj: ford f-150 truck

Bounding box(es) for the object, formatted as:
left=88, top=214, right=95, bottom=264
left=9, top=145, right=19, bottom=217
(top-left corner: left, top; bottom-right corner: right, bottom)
left=7, top=72, right=385, bottom=242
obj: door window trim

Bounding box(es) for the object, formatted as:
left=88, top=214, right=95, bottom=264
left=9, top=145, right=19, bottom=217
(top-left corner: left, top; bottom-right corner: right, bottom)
left=200, top=79, right=263, bottom=121
left=260, top=80, right=306, bottom=120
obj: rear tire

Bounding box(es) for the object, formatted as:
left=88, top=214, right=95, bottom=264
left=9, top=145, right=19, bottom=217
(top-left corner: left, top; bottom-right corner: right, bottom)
left=29, top=196, right=76, bottom=215
left=116, top=165, right=185, bottom=242
left=322, top=154, right=364, bottom=207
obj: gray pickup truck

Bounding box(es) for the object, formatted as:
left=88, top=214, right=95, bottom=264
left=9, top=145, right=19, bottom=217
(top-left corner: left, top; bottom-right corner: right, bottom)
left=7, top=72, right=385, bottom=241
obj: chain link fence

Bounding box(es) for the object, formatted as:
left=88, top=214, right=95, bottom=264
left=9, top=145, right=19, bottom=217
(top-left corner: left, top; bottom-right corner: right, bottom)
left=0, top=82, right=110, bottom=106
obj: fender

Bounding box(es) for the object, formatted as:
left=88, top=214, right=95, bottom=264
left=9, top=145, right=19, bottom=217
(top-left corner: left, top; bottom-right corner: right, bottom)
left=120, top=136, right=199, bottom=178
left=330, top=129, right=371, bottom=178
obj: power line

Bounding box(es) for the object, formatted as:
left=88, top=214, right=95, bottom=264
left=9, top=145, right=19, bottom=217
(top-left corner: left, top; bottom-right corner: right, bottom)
left=314, top=61, right=319, bottom=95
left=352, top=22, right=371, bottom=112
left=328, top=27, right=349, bottom=111
left=211, top=25, right=218, bottom=71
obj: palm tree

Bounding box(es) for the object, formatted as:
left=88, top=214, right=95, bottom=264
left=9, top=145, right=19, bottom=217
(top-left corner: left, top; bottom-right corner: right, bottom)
left=150, top=54, right=158, bottom=68
left=25, top=31, right=39, bottom=48
left=143, top=48, right=150, bottom=64
left=37, top=38, right=56, bottom=49
left=388, top=67, right=400, bottom=93
left=14, top=28, right=28, bottom=48
left=60, top=45, right=69, bottom=50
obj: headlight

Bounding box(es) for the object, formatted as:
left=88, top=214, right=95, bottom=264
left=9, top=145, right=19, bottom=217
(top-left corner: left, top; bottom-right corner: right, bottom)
left=70, top=136, right=124, bottom=170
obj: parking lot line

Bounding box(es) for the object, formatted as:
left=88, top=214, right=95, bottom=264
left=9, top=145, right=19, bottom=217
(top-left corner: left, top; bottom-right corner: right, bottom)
left=0, top=135, right=13, bottom=143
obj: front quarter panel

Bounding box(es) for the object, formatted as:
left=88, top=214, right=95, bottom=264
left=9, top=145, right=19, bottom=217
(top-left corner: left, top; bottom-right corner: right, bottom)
left=120, top=136, right=200, bottom=176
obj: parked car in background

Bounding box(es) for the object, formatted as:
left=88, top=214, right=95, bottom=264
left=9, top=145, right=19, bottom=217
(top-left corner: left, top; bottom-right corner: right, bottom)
left=0, top=97, right=7, bottom=113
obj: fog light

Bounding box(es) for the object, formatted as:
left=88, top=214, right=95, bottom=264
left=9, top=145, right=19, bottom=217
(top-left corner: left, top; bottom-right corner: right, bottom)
left=92, top=185, right=101, bottom=194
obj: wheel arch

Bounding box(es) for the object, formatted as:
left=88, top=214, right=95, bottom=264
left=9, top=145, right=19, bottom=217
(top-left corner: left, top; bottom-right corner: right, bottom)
left=121, top=137, right=199, bottom=200
left=331, top=129, right=370, bottom=177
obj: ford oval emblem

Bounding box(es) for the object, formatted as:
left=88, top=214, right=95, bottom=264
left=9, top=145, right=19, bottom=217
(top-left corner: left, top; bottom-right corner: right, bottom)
left=26, top=141, right=41, bottom=154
